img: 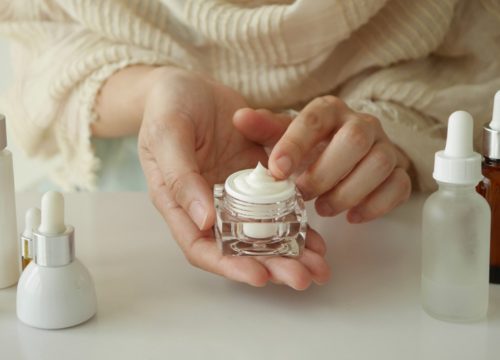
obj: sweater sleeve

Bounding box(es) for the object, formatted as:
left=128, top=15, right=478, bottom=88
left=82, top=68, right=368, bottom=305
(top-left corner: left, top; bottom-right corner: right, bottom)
left=339, top=0, right=500, bottom=192
left=0, top=1, right=170, bottom=190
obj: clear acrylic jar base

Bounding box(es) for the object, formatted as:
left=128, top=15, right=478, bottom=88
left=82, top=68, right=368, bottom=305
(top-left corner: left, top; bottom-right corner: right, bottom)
left=213, top=185, right=307, bottom=257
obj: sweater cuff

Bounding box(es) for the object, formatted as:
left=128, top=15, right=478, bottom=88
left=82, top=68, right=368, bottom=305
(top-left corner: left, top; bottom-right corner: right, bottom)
left=49, top=58, right=165, bottom=191
left=345, top=99, right=446, bottom=192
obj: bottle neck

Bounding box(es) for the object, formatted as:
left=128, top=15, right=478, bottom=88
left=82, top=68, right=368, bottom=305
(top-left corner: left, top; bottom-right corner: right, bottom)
left=483, top=156, right=500, bottom=167
left=437, top=181, right=478, bottom=194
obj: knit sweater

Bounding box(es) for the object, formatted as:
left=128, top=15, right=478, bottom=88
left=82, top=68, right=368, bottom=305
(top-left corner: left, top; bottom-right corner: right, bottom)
left=1, top=0, right=500, bottom=191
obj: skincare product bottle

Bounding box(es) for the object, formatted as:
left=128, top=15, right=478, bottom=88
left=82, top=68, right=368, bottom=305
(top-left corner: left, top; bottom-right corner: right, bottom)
left=0, top=114, right=19, bottom=289
left=214, top=162, right=307, bottom=256
left=20, top=208, right=41, bottom=270
left=421, top=111, right=490, bottom=322
left=477, top=90, right=500, bottom=283
left=17, top=191, right=97, bottom=329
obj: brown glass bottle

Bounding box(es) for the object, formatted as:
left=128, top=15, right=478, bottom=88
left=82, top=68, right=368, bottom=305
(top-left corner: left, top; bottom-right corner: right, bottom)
left=21, top=236, right=32, bottom=270
left=477, top=157, right=500, bottom=283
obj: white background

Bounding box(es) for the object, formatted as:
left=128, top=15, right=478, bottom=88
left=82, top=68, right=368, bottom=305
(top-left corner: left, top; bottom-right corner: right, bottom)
left=0, top=39, right=50, bottom=191
left=2, top=192, right=499, bottom=360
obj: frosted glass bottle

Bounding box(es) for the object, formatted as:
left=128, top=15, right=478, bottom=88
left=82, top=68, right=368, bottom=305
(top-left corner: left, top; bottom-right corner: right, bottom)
left=422, top=182, right=490, bottom=322
left=421, top=110, right=490, bottom=322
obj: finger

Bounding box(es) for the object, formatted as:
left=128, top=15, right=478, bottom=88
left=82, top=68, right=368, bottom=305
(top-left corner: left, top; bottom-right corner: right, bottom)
left=302, top=228, right=330, bottom=285
left=233, top=108, right=292, bottom=146
left=305, top=227, right=327, bottom=257
left=315, top=142, right=397, bottom=216
left=234, top=108, right=330, bottom=175
left=296, top=114, right=381, bottom=200
left=269, top=96, right=348, bottom=179
left=346, top=167, right=412, bottom=223
left=142, top=110, right=214, bottom=230
left=152, top=183, right=271, bottom=287
left=257, top=256, right=312, bottom=290
left=298, top=249, right=331, bottom=285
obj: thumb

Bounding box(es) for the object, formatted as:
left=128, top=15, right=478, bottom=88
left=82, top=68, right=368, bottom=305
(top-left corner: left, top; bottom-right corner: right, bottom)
left=143, top=113, right=214, bottom=231
left=233, top=108, right=293, bottom=146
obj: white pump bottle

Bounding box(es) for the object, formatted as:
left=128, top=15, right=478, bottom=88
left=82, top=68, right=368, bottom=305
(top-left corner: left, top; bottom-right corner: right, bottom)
left=421, top=111, right=490, bottom=322
left=0, top=115, right=19, bottom=289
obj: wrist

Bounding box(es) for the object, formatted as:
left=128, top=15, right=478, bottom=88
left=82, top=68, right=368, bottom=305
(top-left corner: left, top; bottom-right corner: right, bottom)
left=93, top=65, right=163, bottom=138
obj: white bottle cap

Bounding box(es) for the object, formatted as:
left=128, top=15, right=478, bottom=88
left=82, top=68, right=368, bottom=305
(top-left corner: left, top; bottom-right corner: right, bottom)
left=0, top=114, right=6, bottom=150
left=433, top=111, right=482, bottom=185
left=39, top=191, right=66, bottom=235
left=23, top=208, right=41, bottom=238
left=34, top=191, right=74, bottom=267
left=490, top=91, right=500, bottom=131
left=482, top=90, right=500, bottom=159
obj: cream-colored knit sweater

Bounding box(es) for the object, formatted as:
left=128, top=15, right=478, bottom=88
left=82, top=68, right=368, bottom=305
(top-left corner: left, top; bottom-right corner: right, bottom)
left=1, top=0, right=500, bottom=191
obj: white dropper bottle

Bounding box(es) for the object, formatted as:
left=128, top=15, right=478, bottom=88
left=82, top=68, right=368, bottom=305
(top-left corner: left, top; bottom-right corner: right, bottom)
left=421, top=111, right=490, bottom=322
left=17, top=191, right=97, bottom=329
left=0, top=114, right=19, bottom=289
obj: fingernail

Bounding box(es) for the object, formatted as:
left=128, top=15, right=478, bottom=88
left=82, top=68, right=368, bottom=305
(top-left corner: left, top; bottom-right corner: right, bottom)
left=349, top=211, right=363, bottom=223
left=317, top=201, right=334, bottom=216
left=313, top=279, right=327, bottom=286
left=189, top=201, right=207, bottom=229
left=275, top=156, right=292, bottom=177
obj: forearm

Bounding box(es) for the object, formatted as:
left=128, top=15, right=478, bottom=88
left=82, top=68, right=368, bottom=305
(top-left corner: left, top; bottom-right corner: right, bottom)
left=93, top=65, right=158, bottom=138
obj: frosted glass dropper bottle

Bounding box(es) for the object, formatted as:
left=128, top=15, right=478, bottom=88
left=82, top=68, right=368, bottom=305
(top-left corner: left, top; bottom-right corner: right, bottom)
left=421, top=111, right=490, bottom=322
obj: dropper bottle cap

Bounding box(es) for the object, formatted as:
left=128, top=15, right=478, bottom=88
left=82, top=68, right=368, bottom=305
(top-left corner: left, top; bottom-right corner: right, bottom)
left=22, top=208, right=41, bottom=238
left=433, top=111, right=482, bottom=185
left=482, top=90, right=500, bottom=159
left=0, top=114, right=7, bottom=150
left=33, top=191, right=75, bottom=267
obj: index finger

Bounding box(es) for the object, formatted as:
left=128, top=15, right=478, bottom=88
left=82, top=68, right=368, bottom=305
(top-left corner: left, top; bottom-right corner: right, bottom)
left=268, top=96, right=349, bottom=179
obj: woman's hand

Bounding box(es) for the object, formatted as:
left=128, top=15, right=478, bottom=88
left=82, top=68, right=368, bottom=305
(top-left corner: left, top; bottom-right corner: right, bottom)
left=101, top=66, right=330, bottom=289
left=234, top=96, right=412, bottom=223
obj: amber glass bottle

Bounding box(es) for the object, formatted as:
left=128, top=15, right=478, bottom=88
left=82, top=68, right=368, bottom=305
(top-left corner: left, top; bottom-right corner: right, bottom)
left=477, top=158, right=500, bottom=283
left=20, top=207, right=40, bottom=271
left=478, top=91, right=500, bottom=283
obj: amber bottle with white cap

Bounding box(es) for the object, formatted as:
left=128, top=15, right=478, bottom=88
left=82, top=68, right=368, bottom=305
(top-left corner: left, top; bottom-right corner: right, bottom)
left=214, top=162, right=307, bottom=256
left=421, top=111, right=490, bottom=322
left=477, top=90, right=500, bottom=283
left=20, top=208, right=41, bottom=270
left=0, top=114, right=19, bottom=289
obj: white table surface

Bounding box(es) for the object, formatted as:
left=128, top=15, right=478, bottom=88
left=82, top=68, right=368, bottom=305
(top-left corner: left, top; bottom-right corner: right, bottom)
left=1, top=192, right=499, bottom=360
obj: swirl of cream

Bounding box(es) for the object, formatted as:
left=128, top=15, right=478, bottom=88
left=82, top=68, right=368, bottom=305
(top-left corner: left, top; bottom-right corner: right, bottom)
left=225, top=162, right=295, bottom=203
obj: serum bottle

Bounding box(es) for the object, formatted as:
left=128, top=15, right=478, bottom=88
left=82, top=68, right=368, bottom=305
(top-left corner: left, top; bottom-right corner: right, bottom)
left=421, top=111, right=490, bottom=322
left=0, top=114, right=19, bottom=289
left=20, top=208, right=41, bottom=270
left=477, top=91, right=500, bottom=283
left=17, top=191, right=97, bottom=329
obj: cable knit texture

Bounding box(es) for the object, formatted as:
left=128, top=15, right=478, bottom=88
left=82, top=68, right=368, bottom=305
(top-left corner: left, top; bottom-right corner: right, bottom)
left=1, top=0, right=500, bottom=191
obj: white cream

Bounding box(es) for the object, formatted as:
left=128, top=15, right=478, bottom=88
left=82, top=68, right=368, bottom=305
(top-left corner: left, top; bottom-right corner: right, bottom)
left=225, top=162, right=295, bottom=204
left=224, top=163, right=296, bottom=239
